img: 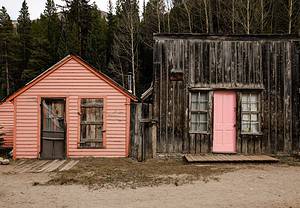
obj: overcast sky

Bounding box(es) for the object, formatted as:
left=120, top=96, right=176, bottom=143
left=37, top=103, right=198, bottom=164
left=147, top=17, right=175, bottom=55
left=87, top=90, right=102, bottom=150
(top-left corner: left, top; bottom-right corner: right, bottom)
left=0, top=0, right=136, bottom=20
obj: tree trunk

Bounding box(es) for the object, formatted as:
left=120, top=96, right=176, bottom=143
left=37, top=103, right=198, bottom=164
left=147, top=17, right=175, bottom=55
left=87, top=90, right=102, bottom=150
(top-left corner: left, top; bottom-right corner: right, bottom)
left=203, top=0, right=209, bottom=33
left=260, top=0, right=264, bottom=32
left=232, top=0, right=235, bottom=33
left=246, top=0, right=250, bottom=34
left=4, top=41, right=10, bottom=95
left=156, top=0, right=161, bottom=33
left=183, top=1, right=192, bottom=33
left=288, top=0, right=293, bottom=34
left=130, top=4, right=136, bottom=95
left=208, top=0, right=214, bottom=33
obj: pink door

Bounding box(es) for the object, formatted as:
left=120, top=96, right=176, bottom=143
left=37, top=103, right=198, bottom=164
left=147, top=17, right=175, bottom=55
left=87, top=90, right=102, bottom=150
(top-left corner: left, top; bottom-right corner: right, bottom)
left=213, top=91, right=236, bottom=153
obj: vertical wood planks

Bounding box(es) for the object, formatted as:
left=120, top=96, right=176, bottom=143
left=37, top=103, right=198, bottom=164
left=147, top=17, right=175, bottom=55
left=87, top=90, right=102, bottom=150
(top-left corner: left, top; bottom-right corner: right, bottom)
left=153, top=36, right=298, bottom=155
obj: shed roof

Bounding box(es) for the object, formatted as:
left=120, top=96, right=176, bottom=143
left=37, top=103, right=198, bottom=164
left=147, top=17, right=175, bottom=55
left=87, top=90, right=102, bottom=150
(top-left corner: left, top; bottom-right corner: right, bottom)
left=154, top=33, right=300, bottom=41
left=2, top=55, right=138, bottom=102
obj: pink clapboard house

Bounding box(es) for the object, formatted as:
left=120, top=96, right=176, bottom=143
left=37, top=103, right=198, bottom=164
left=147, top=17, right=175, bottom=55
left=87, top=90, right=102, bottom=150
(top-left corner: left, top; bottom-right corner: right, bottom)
left=0, top=55, right=137, bottom=159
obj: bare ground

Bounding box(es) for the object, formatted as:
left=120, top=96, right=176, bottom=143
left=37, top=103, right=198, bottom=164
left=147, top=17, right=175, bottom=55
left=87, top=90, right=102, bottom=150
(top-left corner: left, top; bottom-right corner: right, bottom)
left=1, top=157, right=300, bottom=208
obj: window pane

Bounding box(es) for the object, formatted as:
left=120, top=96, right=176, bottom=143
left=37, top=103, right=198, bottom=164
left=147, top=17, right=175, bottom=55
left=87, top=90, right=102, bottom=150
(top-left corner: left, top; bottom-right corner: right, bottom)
left=242, top=114, right=250, bottom=121
left=191, top=93, right=198, bottom=102
left=199, top=93, right=208, bottom=102
left=199, top=113, right=207, bottom=122
left=191, top=112, right=208, bottom=132
left=251, top=123, right=259, bottom=133
left=199, top=102, right=208, bottom=111
left=242, top=95, right=248, bottom=102
left=251, top=114, right=258, bottom=121
left=242, top=103, right=250, bottom=111
left=191, top=123, right=197, bottom=132
left=250, top=94, right=258, bottom=103
left=191, top=101, right=198, bottom=110
left=242, top=123, right=250, bottom=132
left=251, top=103, right=258, bottom=111
left=191, top=113, right=199, bottom=123
left=199, top=123, right=207, bottom=131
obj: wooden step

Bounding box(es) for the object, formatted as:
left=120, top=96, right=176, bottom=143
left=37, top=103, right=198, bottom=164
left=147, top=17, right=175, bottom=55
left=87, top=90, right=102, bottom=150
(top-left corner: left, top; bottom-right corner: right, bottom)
left=185, top=154, right=279, bottom=163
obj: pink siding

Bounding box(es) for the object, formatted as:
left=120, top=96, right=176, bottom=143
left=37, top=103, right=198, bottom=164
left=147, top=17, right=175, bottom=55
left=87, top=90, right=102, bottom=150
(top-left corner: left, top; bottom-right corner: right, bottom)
left=0, top=101, right=14, bottom=148
left=15, top=58, right=130, bottom=158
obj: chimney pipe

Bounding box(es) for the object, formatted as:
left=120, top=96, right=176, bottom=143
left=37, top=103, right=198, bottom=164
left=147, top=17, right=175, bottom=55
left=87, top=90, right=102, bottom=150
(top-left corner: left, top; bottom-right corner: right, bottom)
left=128, top=73, right=133, bottom=93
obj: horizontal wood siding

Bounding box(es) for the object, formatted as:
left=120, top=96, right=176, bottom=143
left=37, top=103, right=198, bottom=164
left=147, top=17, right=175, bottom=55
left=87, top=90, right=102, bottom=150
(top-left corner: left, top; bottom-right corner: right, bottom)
left=15, top=59, right=129, bottom=158
left=153, top=37, right=299, bottom=154
left=15, top=96, right=38, bottom=158
left=0, top=101, right=14, bottom=148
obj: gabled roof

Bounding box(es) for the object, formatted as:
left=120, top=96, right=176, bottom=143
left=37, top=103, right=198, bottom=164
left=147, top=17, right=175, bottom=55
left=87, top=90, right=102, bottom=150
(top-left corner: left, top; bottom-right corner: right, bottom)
left=3, top=55, right=137, bottom=102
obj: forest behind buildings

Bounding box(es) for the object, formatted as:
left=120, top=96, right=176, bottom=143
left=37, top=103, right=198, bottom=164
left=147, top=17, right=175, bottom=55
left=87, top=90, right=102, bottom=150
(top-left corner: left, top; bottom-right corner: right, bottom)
left=0, top=0, right=300, bottom=97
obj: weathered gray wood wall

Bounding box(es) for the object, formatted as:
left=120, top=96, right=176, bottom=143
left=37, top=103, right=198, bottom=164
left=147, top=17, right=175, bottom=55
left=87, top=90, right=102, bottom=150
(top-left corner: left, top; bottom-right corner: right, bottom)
left=130, top=103, right=155, bottom=161
left=153, top=34, right=300, bottom=155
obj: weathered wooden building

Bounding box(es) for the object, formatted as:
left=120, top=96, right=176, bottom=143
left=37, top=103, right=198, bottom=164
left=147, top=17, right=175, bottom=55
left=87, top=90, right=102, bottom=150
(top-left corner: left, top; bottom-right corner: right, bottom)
left=0, top=55, right=137, bottom=159
left=151, top=34, right=300, bottom=155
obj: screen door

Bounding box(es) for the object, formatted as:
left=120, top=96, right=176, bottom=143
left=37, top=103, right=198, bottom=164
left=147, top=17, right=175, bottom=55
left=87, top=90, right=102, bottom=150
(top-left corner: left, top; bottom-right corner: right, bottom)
left=40, top=98, right=66, bottom=159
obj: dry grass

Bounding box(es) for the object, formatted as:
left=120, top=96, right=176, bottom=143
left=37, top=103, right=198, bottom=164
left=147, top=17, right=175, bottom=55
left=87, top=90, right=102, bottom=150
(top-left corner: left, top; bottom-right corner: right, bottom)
left=277, top=155, right=300, bottom=166
left=47, top=158, right=235, bottom=189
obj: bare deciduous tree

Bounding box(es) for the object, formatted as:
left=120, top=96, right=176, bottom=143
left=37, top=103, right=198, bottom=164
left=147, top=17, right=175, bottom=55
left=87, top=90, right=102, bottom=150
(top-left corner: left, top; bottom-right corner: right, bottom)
left=183, top=0, right=192, bottom=32
left=112, top=0, right=139, bottom=95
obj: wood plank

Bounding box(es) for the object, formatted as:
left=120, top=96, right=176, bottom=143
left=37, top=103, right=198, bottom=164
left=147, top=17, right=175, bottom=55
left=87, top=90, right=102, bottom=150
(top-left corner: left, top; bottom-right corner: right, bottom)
left=37, top=160, right=59, bottom=173
left=184, top=154, right=279, bottom=163
left=45, top=160, right=66, bottom=172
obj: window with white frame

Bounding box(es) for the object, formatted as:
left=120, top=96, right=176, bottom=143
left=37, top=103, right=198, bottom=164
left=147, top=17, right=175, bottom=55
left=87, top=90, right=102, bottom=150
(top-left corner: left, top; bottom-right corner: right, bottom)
left=241, top=93, right=260, bottom=134
left=190, top=91, right=209, bottom=133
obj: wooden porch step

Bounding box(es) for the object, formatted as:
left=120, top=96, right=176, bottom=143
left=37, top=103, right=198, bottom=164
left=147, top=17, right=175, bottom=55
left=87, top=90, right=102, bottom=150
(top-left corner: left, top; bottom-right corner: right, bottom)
left=184, top=154, right=279, bottom=163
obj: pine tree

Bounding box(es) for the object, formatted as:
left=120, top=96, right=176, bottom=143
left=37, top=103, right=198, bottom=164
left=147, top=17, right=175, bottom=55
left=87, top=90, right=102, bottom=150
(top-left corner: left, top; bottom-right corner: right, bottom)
left=63, top=0, right=92, bottom=58
left=0, top=7, right=15, bottom=96
left=107, top=0, right=115, bottom=66
left=42, top=0, right=61, bottom=63
left=26, top=19, right=51, bottom=81
left=16, top=0, right=32, bottom=89
left=86, top=3, right=108, bottom=72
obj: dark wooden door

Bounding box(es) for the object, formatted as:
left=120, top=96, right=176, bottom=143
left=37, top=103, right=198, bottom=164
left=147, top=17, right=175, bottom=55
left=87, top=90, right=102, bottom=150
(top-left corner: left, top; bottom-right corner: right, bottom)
left=41, top=98, right=66, bottom=159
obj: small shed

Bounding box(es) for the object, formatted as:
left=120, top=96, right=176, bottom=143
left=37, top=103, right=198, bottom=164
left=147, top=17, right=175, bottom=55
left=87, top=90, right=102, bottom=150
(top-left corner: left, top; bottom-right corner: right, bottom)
left=151, top=34, right=300, bottom=155
left=0, top=55, right=137, bottom=159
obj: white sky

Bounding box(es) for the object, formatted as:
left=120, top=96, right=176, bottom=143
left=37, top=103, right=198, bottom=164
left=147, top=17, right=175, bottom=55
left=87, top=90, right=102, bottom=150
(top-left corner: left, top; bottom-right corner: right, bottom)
left=0, top=0, right=144, bottom=20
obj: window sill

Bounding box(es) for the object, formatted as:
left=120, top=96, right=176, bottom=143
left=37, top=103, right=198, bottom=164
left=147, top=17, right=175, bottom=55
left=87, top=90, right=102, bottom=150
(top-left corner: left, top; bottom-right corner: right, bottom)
left=240, top=132, right=263, bottom=136
left=77, top=146, right=105, bottom=149
left=189, top=131, right=210, bottom=135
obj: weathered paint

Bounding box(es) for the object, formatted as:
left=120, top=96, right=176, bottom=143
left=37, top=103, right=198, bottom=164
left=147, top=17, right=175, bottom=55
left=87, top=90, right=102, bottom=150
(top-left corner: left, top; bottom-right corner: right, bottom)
left=10, top=56, right=133, bottom=159
left=213, top=91, right=236, bottom=153
left=0, top=101, right=14, bottom=147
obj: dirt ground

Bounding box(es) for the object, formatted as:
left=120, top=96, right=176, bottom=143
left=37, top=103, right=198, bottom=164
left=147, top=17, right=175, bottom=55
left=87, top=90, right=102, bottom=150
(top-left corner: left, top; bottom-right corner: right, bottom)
left=1, top=157, right=300, bottom=208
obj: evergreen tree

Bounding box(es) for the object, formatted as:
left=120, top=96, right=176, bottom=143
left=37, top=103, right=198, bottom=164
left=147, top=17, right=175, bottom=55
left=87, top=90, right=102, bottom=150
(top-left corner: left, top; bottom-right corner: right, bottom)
left=25, top=19, right=51, bottom=81
left=86, top=3, right=108, bottom=72
left=42, top=0, right=61, bottom=63
left=107, top=0, right=115, bottom=66
left=16, top=0, right=32, bottom=89
left=0, top=7, right=16, bottom=96
left=63, top=0, right=92, bottom=58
